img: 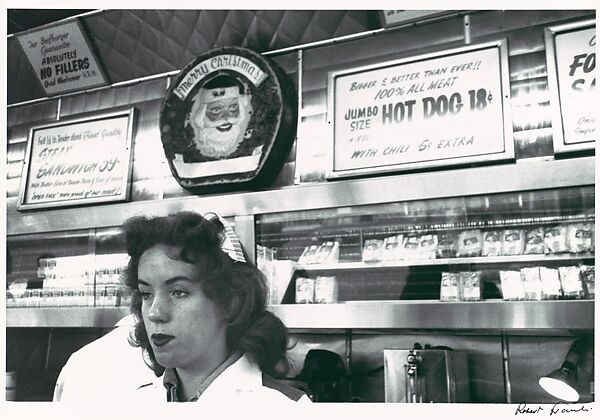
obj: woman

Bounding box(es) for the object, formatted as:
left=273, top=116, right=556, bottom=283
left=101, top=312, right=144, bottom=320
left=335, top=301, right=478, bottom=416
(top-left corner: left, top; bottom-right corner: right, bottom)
left=123, top=211, right=310, bottom=404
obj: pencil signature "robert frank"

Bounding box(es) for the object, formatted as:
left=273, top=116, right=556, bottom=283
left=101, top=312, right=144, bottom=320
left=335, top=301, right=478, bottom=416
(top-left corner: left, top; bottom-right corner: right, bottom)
left=515, top=402, right=591, bottom=416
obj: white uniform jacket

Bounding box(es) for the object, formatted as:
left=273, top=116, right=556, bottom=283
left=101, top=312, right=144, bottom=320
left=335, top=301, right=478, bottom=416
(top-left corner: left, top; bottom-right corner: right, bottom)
left=53, top=315, right=155, bottom=402
left=134, top=353, right=311, bottom=405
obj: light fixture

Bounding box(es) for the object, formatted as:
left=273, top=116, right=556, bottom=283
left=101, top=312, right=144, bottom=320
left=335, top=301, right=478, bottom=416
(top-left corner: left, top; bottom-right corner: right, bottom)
left=539, top=337, right=591, bottom=402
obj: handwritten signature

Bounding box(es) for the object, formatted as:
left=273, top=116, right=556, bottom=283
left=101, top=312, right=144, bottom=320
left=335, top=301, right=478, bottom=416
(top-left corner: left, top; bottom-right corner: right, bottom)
left=515, top=402, right=592, bottom=416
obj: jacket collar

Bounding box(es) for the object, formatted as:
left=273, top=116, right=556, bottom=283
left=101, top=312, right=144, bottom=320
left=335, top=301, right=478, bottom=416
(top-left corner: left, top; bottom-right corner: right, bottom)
left=148, top=353, right=262, bottom=402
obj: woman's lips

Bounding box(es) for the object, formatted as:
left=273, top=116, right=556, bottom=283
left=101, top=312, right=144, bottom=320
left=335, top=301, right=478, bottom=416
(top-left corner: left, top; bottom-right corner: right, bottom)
left=151, top=333, right=175, bottom=347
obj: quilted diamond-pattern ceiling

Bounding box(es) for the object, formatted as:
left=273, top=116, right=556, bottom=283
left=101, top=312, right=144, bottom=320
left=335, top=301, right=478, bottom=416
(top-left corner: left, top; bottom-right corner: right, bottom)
left=7, top=9, right=376, bottom=104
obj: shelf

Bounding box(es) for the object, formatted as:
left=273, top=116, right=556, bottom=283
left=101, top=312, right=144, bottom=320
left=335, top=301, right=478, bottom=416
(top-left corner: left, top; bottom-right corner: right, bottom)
left=6, top=307, right=130, bottom=328
left=294, top=253, right=595, bottom=271
left=269, top=299, right=594, bottom=330
left=7, top=300, right=593, bottom=330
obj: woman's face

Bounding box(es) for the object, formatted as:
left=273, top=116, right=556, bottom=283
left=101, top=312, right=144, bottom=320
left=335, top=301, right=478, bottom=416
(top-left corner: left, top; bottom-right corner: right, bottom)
left=137, top=244, right=229, bottom=372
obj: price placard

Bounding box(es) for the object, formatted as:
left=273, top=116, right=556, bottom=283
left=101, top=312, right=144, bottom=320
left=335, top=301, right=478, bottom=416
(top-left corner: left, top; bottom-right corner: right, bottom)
left=545, top=19, right=596, bottom=153
left=327, top=40, right=514, bottom=178
left=18, top=109, right=135, bottom=210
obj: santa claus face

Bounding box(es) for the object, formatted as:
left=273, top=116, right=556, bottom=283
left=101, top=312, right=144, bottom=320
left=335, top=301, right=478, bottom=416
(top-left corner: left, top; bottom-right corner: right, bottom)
left=187, top=88, right=252, bottom=158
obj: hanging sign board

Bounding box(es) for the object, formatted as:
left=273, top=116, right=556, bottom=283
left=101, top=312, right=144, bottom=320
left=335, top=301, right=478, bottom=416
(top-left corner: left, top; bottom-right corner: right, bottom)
left=16, top=20, right=108, bottom=96
left=17, top=109, right=135, bottom=210
left=159, top=46, right=297, bottom=191
left=380, top=10, right=459, bottom=28
left=544, top=19, right=596, bottom=153
left=327, top=40, right=513, bottom=179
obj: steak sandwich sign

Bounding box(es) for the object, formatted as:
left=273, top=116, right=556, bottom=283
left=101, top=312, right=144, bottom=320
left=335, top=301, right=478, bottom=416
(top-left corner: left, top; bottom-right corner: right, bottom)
left=327, top=40, right=514, bottom=178
left=18, top=109, right=135, bottom=210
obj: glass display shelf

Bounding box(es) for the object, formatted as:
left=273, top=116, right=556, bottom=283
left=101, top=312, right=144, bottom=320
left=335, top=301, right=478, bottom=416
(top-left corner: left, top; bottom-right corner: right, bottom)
left=294, top=253, right=595, bottom=271
left=256, top=186, right=595, bottom=307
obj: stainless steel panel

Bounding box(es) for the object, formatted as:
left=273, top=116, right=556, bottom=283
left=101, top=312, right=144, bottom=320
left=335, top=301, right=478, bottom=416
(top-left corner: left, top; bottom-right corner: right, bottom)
left=161, top=177, right=195, bottom=199
left=507, top=336, right=584, bottom=403
left=7, top=101, right=58, bottom=127
left=5, top=161, right=24, bottom=180
left=270, top=300, right=594, bottom=330
left=384, top=349, right=470, bottom=402
left=512, top=102, right=552, bottom=132
left=59, top=79, right=167, bottom=117
left=5, top=177, right=22, bottom=199
left=130, top=179, right=164, bottom=202
left=469, top=10, right=594, bottom=39
left=302, top=17, right=464, bottom=75
left=352, top=333, right=504, bottom=403
left=510, top=78, right=549, bottom=107
left=513, top=128, right=554, bottom=159
left=6, top=156, right=595, bottom=235
left=6, top=142, right=27, bottom=163
left=6, top=307, right=129, bottom=328
left=509, top=51, right=548, bottom=81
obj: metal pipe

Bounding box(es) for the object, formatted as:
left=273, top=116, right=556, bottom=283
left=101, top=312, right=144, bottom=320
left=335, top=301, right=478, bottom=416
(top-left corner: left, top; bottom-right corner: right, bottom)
left=294, top=48, right=303, bottom=184
left=44, top=329, right=53, bottom=370
left=464, top=14, right=472, bottom=44
left=501, top=331, right=512, bottom=403
left=345, top=328, right=353, bottom=400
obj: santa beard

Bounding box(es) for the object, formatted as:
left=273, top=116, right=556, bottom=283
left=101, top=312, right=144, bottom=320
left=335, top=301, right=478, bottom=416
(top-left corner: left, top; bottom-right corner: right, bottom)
left=193, top=123, right=245, bottom=158
left=188, top=100, right=251, bottom=159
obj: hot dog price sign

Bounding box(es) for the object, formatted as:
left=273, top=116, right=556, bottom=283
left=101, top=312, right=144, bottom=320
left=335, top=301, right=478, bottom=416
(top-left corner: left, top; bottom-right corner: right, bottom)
left=328, top=40, right=513, bottom=177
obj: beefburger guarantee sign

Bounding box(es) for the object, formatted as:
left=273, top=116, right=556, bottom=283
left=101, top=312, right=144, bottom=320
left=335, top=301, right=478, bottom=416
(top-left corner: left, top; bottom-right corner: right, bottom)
left=160, top=47, right=296, bottom=190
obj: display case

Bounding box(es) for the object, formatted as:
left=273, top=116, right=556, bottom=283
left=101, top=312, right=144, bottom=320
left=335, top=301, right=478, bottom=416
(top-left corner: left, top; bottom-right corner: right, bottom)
left=256, top=185, right=595, bottom=330
left=6, top=227, right=130, bottom=327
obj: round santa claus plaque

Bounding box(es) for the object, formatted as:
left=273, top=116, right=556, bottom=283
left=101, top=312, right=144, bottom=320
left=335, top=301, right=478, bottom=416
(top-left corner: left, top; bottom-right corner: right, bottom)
left=160, top=46, right=296, bottom=191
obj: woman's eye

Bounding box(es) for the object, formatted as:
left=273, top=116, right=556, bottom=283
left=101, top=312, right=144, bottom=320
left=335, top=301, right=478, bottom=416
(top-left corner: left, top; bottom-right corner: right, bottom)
left=172, top=290, right=188, bottom=298
left=139, top=291, right=152, bottom=300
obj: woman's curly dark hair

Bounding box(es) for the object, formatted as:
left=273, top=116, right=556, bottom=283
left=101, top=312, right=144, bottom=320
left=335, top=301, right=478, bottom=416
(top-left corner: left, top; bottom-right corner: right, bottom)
left=122, top=211, right=290, bottom=378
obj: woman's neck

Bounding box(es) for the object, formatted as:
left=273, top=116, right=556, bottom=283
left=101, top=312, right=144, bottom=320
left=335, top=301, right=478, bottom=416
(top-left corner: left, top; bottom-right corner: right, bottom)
left=175, top=347, right=231, bottom=401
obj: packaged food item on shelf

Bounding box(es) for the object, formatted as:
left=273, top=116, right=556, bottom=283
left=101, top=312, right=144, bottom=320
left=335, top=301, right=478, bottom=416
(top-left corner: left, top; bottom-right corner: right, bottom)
left=314, top=276, right=339, bottom=304
left=502, top=229, right=525, bottom=256
left=544, top=225, right=569, bottom=254
left=440, top=272, right=460, bottom=302
left=298, top=245, right=319, bottom=264
left=437, top=231, right=458, bottom=258
left=558, top=266, right=585, bottom=299
left=459, top=271, right=482, bottom=301
left=500, top=271, right=526, bottom=300
left=402, top=233, right=421, bottom=260
left=267, top=260, right=296, bottom=305
left=295, top=277, right=315, bottom=303
left=524, top=227, right=545, bottom=255
left=567, top=223, right=594, bottom=253
left=457, top=230, right=483, bottom=257
left=314, top=241, right=340, bottom=264
left=362, top=239, right=384, bottom=262
left=382, top=235, right=403, bottom=261
left=482, top=230, right=503, bottom=257
left=579, top=265, right=595, bottom=299
left=418, top=234, right=438, bottom=259
left=539, top=267, right=563, bottom=300
left=520, top=267, right=543, bottom=300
